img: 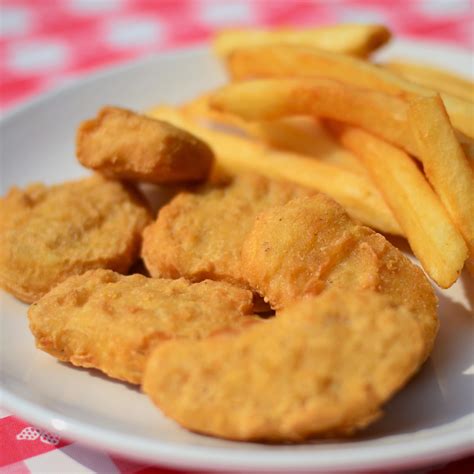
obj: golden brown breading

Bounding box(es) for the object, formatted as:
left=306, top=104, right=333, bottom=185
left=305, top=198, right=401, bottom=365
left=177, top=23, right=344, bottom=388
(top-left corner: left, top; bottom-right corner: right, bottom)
left=241, top=195, right=438, bottom=359
left=76, top=106, right=214, bottom=184
left=141, top=174, right=314, bottom=287
left=28, top=269, right=257, bottom=384
left=143, top=288, right=424, bottom=441
left=0, top=175, right=151, bottom=303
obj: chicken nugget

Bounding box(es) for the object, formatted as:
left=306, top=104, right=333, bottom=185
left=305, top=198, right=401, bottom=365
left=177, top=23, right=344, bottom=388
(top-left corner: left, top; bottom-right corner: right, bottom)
left=143, top=288, right=424, bottom=441
left=142, top=174, right=314, bottom=287
left=28, top=269, right=257, bottom=384
left=0, top=175, right=151, bottom=303
left=241, top=195, right=438, bottom=359
left=77, top=107, right=214, bottom=184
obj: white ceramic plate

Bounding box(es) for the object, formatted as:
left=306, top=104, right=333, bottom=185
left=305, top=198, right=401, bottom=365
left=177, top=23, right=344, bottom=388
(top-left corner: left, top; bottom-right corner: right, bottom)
left=1, top=39, right=473, bottom=473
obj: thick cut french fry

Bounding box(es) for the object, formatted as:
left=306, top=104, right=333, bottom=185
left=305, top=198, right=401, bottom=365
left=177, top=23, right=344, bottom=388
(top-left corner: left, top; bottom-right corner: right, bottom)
left=226, top=45, right=474, bottom=138
left=182, top=94, right=252, bottom=132
left=213, top=24, right=391, bottom=58
left=146, top=105, right=402, bottom=235
left=408, top=95, right=474, bottom=264
left=329, top=121, right=468, bottom=288
left=385, top=60, right=474, bottom=103
left=210, top=78, right=419, bottom=155
left=253, top=118, right=366, bottom=175
left=186, top=93, right=474, bottom=169
left=182, top=96, right=366, bottom=174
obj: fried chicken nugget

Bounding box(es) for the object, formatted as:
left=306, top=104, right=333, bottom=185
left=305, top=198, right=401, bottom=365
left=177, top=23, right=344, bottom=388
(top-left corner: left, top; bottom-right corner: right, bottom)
left=28, top=269, right=257, bottom=384
left=0, top=175, right=151, bottom=303
left=143, top=288, right=425, bottom=441
left=241, top=195, right=438, bottom=359
left=77, top=107, right=214, bottom=184
left=142, top=174, right=314, bottom=287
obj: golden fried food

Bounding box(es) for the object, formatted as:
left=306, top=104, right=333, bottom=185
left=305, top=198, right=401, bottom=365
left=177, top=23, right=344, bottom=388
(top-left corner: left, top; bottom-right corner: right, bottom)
left=210, top=78, right=418, bottom=156
left=384, top=59, right=474, bottom=102
left=143, top=288, right=424, bottom=441
left=241, top=195, right=438, bottom=359
left=147, top=105, right=402, bottom=235
left=77, top=106, right=214, bottom=184
left=182, top=95, right=367, bottom=175
left=213, top=24, right=391, bottom=58
left=28, top=269, right=257, bottom=384
left=141, top=174, right=314, bottom=287
left=329, top=121, right=469, bottom=288
left=224, top=44, right=474, bottom=140
left=408, top=96, right=474, bottom=270
left=0, top=175, right=151, bottom=303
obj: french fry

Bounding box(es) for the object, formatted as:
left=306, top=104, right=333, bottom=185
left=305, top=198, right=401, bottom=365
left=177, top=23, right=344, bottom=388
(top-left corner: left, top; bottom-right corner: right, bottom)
left=443, top=99, right=474, bottom=139
left=146, top=105, right=402, bottom=235
left=252, top=118, right=366, bottom=175
left=385, top=60, right=474, bottom=103
left=182, top=96, right=366, bottom=174
left=225, top=44, right=474, bottom=139
left=182, top=94, right=252, bottom=132
left=213, top=24, right=391, bottom=58
left=329, top=121, right=468, bottom=288
left=186, top=94, right=474, bottom=172
left=210, top=78, right=419, bottom=155
left=408, top=95, right=474, bottom=265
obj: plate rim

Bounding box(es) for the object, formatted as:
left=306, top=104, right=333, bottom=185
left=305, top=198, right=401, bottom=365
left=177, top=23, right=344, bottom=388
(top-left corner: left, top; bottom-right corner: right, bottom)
left=1, top=38, right=473, bottom=472
left=2, top=389, right=473, bottom=472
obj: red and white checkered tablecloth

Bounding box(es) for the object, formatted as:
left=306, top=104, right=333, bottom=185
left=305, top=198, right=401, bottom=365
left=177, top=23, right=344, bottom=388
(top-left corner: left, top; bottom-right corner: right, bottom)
left=1, top=1, right=473, bottom=472
left=1, top=0, right=473, bottom=109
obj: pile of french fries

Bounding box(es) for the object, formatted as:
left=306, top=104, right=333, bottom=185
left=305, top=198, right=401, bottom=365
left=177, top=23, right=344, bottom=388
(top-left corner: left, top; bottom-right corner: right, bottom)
left=147, top=23, right=474, bottom=288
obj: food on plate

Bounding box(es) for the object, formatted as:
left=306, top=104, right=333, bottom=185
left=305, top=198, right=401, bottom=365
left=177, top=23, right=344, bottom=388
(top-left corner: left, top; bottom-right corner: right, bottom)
left=224, top=44, right=474, bottom=139
left=28, top=269, right=258, bottom=384
left=77, top=106, right=214, bottom=184
left=210, top=78, right=418, bottom=156
left=143, top=288, right=425, bottom=441
left=4, top=22, right=472, bottom=445
left=384, top=59, right=474, bottom=102
left=141, top=174, right=315, bottom=287
left=0, top=175, right=151, bottom=303
left=408, top=95, right=474, bottom=267
left=147, top=106, right=402, bottom=234
left=252, top=117, right=367, bottom=175
left=181, top=93, right=253, bottom=135
left=329, top=122, right=468, bottom=288
left=182, top=96, right=367, bottom=175
left=241, top=195, right=438, bottom=358
left=213, top=23, right=391, bottom=58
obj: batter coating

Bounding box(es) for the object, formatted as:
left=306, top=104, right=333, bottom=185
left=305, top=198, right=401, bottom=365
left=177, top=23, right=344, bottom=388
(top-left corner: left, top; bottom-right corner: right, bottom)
left=142, top=174, right=314, bottom=287
left=241, top=195, right=438, bottom=358
left=0, top=175, right=151, bottom=303
left=77, top=107, right=214, bottom=184
left=143, top=288, right=424, bottom=441
left=28, top=269, right=257, bottom=384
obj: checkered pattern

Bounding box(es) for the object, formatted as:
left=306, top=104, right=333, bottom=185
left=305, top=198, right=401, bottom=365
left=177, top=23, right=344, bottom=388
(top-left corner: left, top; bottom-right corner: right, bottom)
left=0, top=0, right=473, bottom=109
left=0, top=0, right=473, bottom=472
left=1, top=408, right=473, bottom=473
left=0, top=407, right=186, bottom=473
